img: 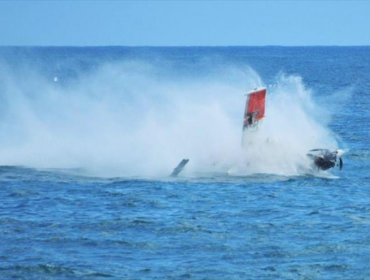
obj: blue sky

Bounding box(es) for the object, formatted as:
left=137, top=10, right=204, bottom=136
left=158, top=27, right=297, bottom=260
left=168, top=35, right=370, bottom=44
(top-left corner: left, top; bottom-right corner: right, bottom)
left=0, top=1, right=369, bottom=46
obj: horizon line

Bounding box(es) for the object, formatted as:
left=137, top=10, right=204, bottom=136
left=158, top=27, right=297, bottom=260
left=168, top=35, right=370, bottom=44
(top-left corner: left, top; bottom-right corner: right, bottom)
left=1, top=45, right=370, bottom=48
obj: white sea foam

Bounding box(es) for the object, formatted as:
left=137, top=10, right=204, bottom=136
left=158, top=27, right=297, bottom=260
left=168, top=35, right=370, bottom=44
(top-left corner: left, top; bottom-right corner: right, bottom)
left=0, top=62, right=340, bottom=177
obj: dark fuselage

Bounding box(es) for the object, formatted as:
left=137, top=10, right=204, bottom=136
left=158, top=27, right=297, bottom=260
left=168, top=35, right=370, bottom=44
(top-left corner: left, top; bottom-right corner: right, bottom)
left=307, top=149, right=342, bottom=171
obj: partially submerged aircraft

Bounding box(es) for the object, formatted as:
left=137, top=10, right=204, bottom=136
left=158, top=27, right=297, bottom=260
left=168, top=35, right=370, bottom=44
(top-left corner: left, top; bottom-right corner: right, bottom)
left=171, top=87, right=344, bottom=176
left=242, top=87, right=344, bottom=172
left=307, top=149, right=344, bottom=171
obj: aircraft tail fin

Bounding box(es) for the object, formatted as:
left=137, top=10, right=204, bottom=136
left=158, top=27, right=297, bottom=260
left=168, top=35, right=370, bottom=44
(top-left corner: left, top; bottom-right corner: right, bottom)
left=243, top=87, right=266, bottom=131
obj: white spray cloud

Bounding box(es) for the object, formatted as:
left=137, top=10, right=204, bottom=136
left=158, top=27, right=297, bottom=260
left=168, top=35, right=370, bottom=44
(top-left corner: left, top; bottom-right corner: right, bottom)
left=230, top=74, right=340, bottom=176
left=0, top=62, right=340, bottom=177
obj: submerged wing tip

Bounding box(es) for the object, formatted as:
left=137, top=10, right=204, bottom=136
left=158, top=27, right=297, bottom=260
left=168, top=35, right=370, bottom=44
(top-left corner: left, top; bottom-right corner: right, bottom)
left=170, top=159, right=190, bottom=177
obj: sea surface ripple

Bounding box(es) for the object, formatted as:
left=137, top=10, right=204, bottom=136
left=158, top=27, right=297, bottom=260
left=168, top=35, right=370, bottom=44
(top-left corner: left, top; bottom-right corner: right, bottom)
left=0, top=47, right=369, bottom=279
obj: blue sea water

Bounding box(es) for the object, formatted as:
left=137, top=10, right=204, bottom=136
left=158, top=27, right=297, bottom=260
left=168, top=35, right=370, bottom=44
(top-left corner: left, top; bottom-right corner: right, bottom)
left=0, top=47, right=369, bottom=279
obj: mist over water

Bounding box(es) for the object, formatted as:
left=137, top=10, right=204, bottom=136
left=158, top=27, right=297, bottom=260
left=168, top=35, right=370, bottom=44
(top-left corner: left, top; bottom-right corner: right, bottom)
left=0, top=61, right=339, bottom=177
left=231, top=74, right=340, bottom=176
left=1, top=47, right=369, bottom=280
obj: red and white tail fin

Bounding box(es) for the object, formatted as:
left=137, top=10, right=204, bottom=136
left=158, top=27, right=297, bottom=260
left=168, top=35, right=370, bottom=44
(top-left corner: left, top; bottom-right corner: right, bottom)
left=243, top=87, right=266, bottom=131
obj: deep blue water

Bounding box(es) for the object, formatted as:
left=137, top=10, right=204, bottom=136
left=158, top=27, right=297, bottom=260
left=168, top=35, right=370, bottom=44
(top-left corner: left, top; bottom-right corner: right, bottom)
left=0, top=47, right=369, bottom=279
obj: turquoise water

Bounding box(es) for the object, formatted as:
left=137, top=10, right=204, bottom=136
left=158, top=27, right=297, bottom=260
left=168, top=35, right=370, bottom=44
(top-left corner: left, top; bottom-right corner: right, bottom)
left=0, top=47, right=369, bottom=279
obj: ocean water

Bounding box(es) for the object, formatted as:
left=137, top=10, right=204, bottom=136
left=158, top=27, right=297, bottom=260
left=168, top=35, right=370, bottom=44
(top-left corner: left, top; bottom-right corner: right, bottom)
left=0, top=47, right=369, bottom=279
